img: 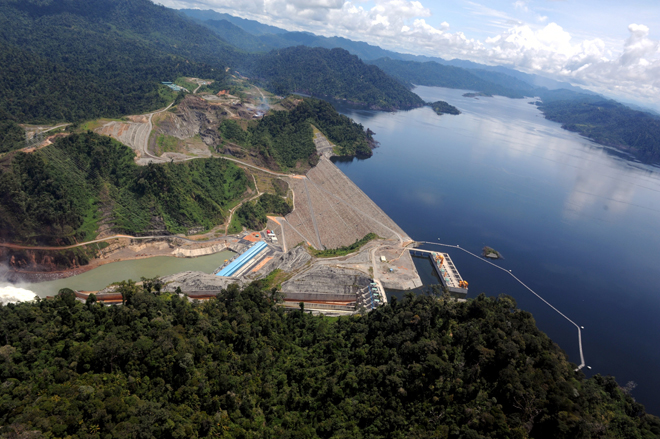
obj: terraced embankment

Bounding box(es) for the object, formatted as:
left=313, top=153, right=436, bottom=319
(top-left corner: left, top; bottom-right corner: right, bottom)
left=282, top=157, right=410, bottom=250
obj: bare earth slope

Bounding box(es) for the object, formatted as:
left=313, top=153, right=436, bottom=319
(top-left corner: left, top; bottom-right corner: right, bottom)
left=282, top=156, right=410, bottom=250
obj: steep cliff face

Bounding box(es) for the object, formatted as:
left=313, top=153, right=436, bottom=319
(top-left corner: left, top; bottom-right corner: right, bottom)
left=0, top=245, right=99, bottom=274
left=152, top=96, right=222, bottom=146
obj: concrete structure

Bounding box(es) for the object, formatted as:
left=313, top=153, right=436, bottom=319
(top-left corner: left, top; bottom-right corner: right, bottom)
left=279, top=264, right=371, bottom=313
left=357, top=281, right=385, bottom=310
left=216, top=241, right=268, bottom=277
left=162, top=82, right=188, bottom=92
left=409, top=249, right=468, bottom=297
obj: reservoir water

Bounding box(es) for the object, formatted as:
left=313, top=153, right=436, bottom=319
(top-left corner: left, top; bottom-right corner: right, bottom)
left=24, top=250, right=235, bottom=298
left=333, top=86, right=660, bottom=414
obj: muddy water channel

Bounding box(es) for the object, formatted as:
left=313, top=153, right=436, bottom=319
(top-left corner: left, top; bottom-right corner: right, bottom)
left=25, top=250, right=235, bottom=298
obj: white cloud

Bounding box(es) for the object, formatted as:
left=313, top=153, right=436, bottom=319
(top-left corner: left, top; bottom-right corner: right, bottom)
left=288, top=0, right=344, bottom=8
left=483, top=22, right=660, bottom=104
left=162, top=0, right=660, bottom=106
left=513, top=0, right=528, bottom=12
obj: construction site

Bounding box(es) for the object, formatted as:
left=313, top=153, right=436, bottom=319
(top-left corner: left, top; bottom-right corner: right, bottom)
left=70, top=134, right=431, bottom=313
left=20, top=78, right=468, bottom=313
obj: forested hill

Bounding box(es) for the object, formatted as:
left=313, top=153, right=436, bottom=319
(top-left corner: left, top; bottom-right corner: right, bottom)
left=538, top=98, right=660, bottom=163
left=244, top=47, right=425, bottom=110
left=0, top=132, right=248, bottom=246
left=0, top=0, right=424, bottom=123
left=1, top=284, right=658, bottom=437
left=219, top=98, right=375, bottom=167
left=0, top=0, right=236, bottom=122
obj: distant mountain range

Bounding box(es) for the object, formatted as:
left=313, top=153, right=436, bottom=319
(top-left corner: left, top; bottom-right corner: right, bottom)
left=179, top=9, right=599, bottom=97
left=179, top=8, right=660, bottom=164
left=0, top=1, right=658, bottom=164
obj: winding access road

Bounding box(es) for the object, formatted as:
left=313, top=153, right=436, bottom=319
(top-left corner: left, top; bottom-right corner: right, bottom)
left=223, top=174, right=262, bottom=236
left=0, top=233, right=231, bottom=251
left=136, top=102, right=175, bottom=164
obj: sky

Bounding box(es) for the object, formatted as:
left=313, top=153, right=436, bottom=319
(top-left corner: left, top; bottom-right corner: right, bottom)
left=158, top=0, right=660, bottom=109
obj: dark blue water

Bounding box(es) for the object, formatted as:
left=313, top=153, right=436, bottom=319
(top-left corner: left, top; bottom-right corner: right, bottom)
left=333, top=86, right=660, bottom=414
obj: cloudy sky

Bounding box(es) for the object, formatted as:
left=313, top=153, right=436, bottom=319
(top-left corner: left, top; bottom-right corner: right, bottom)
left=160, top=0, right=660, bottom=109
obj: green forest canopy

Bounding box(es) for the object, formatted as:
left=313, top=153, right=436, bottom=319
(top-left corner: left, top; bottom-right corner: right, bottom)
left=0, top=284, right=658, bottom=438
left=219, top=98, right=375, bottom=168
left=0, top=0, right=237, bottom=123
left=0, top=118, right=24, bottom=154
left=236, top=193, right=292, bottom=231
left=0, top=0, right=423, bottom=124
left=246, top=47, right=425, bottom=111
left=0, top=132, right=247, bottom=245
left=537, top=98, right=660, bottom=164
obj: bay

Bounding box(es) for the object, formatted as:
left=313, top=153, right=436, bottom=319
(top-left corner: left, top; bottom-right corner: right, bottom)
left=333, top=86, right=660, bottom=414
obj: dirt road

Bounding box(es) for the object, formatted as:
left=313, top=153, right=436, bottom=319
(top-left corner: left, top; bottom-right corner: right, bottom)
left=135, top=102, right=175, bottom=164
left=0, top=232, right=226, bottom=251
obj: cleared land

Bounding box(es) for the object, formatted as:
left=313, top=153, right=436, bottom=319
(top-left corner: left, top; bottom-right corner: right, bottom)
left=282, top=156, right=409, bottom=250
left=95, top=119, right=149, bottom=155
left=312, top=129, right=335, bottom=157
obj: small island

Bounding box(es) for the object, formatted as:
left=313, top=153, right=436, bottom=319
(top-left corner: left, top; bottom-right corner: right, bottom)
left=463, top=92, right=493, bottom=98
left=428, top=100, right=461, bottom=115
left=482, top=246, right=501, bottom=259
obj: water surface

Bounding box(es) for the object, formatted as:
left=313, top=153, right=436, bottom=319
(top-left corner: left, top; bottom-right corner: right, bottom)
left=333, top=86, right=660, bottom=414
left=25, top=250, right=235, bottom=297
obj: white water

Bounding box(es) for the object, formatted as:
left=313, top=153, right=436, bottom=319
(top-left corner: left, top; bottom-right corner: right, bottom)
left=0, top=285, right=38, bottom=305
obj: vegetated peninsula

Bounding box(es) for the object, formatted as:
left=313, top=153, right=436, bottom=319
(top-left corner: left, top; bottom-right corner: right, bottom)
left=428, top=100, right=461, bottom=115
left=218, top=97, right=376, bottom=162
left=1, top=285, right=658, bottom=438
left=536, top=96, right=660, bottom=164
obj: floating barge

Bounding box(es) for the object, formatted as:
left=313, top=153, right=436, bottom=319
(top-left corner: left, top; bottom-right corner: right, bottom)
left=409, top=249, right=468, bottom=297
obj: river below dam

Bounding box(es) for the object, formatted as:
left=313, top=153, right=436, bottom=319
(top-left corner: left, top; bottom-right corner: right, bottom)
left=333, top=86, right=660, bottom=414
left=21, top=250, right=235, bottom=298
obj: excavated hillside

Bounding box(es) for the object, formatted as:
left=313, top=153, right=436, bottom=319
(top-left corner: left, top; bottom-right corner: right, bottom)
left=157, top=97, right=221, bottom=142
left=148, top=96, right=222, bottom=157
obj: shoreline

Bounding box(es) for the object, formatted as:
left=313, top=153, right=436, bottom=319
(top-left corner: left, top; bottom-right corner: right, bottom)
left=5, top=239, right=236, bottom=284
left=6, top=253, right=178, bottom=284
left=4, top=134, right=422, bottom=297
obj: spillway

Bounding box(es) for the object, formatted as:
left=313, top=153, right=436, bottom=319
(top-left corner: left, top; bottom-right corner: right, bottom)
left=216, top=241, right=268, bottom=277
